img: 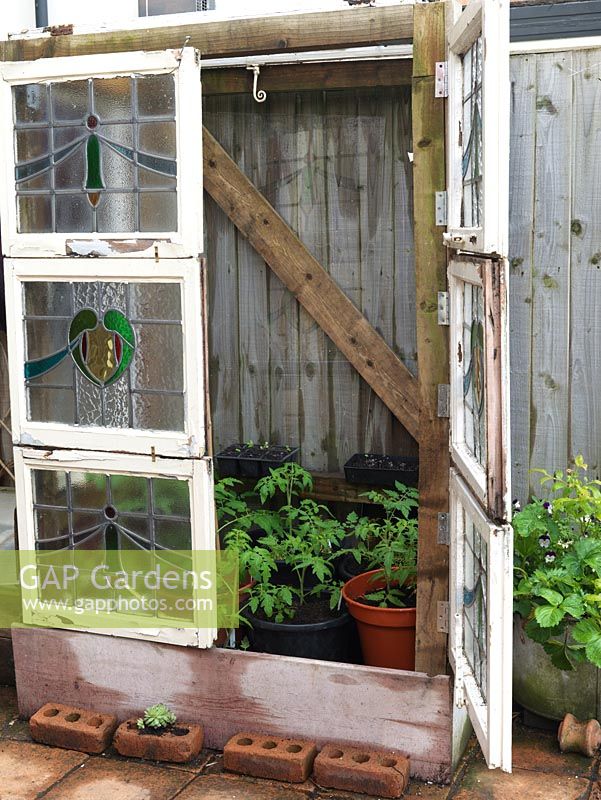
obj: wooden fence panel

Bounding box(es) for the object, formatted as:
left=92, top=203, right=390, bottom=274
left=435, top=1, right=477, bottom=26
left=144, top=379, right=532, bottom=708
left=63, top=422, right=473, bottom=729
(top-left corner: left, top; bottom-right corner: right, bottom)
left=510, top=49, right=601, bottom=501
left=204, top=88, right=417, bottom=471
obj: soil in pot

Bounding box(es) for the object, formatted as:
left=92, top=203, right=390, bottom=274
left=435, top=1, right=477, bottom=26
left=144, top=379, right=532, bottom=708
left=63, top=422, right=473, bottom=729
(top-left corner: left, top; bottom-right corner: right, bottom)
left=245, top=596, right=359, bottom=663
left=342, top=570, right=416, bottom=670
left=344, top=453, right=419, bottom=489
left=260, top=445, right=299, bottom=475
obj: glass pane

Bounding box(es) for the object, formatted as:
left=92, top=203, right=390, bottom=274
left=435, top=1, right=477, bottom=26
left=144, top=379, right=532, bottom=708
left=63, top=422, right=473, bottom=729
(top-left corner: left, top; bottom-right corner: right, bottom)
left=462, top=282, right=487, bottom=467
left=130, top=323, right=183, bottom=391
left=93, top=77, right=132, bottom=121
left=33, top=470, right=67, bottom=507
left=139, top=121, right=176, bottom=157
left=155, top=518, right=192, bottom=549
left=96, top=192, right=137, bottom=233
left=52, top=80, right=89, bottom=122
left=129, top=283, right=181, bottom=321
left=137, top=74, right=175, bottom=118
left=14, top=84, right=48, bottom=124
left=461, top=37, right=483, bottom=228
left=28, top=387, right=75, bottom=424
left=56, top=193, right=94, bottom=232
left=18, top=195, right=52, bottom=232
left=110, top=475, right=148, bottom=513
left=23, top=281, right=186, bottom=434
left=139, top=192, right=177, bottom=232
left=131, top=392, right=185, bottom=431
left=35, top=508, right=69, bottom=541
left=24, top=282, right=72, bottom=318
left=152, top=478, right=190, bottom=517
left=462, top=510, right=488, bottom=701
left=15, top=129, right=50, bottom=163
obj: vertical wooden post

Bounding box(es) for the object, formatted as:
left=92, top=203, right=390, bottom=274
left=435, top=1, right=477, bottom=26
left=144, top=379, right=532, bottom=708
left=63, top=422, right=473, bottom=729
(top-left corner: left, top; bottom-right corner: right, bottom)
left=412, top=1, right=449, bottom=676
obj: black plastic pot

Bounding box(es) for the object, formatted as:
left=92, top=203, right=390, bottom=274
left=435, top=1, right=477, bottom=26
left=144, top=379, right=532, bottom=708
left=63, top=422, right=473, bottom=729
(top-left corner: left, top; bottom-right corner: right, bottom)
left=336, top=552, right=364, bottom=583
left=215, top=444, right=245, bottom=477
left=245, top=609, right=357, bottom=662
left=238, top=445, right=267, bottom=478
left=261, top=446, right=299, bottom=475
left=344, top=453, right=419, bottom=488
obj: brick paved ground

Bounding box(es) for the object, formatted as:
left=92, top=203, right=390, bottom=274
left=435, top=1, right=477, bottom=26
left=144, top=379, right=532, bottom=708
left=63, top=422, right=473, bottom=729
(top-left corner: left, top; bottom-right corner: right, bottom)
left=0, top=686, right=598, bottom=799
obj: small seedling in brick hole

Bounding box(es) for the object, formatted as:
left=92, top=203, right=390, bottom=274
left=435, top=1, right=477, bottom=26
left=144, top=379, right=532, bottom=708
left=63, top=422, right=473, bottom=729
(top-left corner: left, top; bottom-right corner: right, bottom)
left=137, top=704, right=177, bottom=731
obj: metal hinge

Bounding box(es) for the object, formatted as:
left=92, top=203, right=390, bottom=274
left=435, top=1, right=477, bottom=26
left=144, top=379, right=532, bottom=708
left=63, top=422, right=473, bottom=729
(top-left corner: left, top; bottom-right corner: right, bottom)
left=437, top=601, right=450, bottom=634
left=437, top=384, right=450, bottom=418
left=435, top=190, right=447, bottom=226
left=437, top=291, right=449, bottom=325
left=437, top=512, right=450, bottom=545
left=435, top=61, right=448, bottom=98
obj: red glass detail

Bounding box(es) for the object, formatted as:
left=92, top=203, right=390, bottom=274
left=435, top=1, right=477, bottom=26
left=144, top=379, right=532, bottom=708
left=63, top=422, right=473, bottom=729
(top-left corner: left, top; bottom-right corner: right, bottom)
left=114, top=334, right=122, bottom=363
left=81, top=331, right=88, bottom=361
left=86, top=114, right=99, bottom=130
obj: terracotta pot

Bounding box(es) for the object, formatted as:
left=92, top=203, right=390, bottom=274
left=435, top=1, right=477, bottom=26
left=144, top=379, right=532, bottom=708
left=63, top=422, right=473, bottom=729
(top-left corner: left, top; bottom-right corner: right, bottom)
left=342, top=570, right=416, bottom=670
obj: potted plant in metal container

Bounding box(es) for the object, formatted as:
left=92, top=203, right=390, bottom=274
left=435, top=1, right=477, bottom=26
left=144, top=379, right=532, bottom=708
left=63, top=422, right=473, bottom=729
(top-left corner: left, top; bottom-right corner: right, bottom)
left=341, top=482, right=418, bottom=670
left=242, top=463, right=356, bottom=662
left=513, top=456, right=601, bottom=722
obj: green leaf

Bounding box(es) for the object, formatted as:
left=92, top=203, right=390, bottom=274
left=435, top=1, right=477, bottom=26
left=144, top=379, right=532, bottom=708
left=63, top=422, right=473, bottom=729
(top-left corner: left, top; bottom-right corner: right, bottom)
left=534, top=604, right=565, bottom=627
left=536, top=588, right=563, bottom=607
left=560, top=594, right=585, bottom=619
left=573, top=620, right=601, bottom=668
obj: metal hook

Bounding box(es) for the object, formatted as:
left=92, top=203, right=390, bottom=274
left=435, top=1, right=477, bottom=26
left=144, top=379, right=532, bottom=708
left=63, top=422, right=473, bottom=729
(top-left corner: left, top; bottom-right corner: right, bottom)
left=246, top=64, right=267, bottom=103
left=176, top=35, right=191, bottom=63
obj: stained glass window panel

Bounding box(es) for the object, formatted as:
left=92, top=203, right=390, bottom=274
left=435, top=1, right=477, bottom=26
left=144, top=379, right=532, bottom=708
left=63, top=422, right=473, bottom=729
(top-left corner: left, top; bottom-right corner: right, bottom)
left=462, top=281, right=487, bottom=468
left=32, top=468, right=192, bottom=552
left=462, top=509, right=488, bottom=701
left=13, top=75, right=177, bottom=233
left=23, top=281, right=185, bottom=431
left=461, top=37, right=483, bottom=229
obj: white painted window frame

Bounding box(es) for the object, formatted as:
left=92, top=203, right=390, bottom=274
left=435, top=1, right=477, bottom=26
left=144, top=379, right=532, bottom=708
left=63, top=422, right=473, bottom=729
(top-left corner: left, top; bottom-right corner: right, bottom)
left=449, top=468, right=513, bottom=772
left=449, top=256, right=488, bottom=506
left=445, top=0, right=509, bottom=256
left=14, top=447, right=217, bottom=648
left=0, top=48, right=203, bottom=258
left=5, top=257, right=206, bottom=458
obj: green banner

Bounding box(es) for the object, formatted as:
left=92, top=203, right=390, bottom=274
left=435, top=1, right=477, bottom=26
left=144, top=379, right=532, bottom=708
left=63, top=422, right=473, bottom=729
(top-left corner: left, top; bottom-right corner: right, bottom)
left=0, top=550, right=240, bottom=630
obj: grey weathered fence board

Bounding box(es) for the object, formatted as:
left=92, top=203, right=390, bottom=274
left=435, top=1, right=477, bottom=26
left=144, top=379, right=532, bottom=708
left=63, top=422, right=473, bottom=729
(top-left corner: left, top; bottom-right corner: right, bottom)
left=510, top=49, right=601, bottom=501
left=204, top=88, right=418, bottom=472
left=509, top=55, right=536, bottom=503
left=529, top=52, right=573, bottom=497
left=569, top=50, right=601, bottom=480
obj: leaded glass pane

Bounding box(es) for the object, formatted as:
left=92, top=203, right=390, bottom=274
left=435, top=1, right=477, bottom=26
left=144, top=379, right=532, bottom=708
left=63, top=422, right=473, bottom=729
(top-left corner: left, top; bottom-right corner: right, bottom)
left=13, top=75, right=177, bottom=234
left=23, top=281, right=185, bottom=431
left=32, top=468, right=192, bottom=553
left=462, top=508, right=488, bottom=701
left=461, top=36, right=483, bottom=228
left=462, top=282, right=487, bottom=467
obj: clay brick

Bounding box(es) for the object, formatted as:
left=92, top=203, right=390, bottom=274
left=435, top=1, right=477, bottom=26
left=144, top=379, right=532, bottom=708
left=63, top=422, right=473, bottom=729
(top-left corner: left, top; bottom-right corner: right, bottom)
left=223, top=732, right=317, bottom=783
left=313, top=743, right=410, bottom=798
left=113, top=719, right=204, bottom=763
left=29, top=702, right=117, bottom=754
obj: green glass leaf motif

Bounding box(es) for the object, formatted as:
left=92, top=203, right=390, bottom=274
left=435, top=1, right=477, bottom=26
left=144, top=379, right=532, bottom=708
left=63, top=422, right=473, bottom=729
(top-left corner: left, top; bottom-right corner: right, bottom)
left=69, top=308, right=135, bottom=388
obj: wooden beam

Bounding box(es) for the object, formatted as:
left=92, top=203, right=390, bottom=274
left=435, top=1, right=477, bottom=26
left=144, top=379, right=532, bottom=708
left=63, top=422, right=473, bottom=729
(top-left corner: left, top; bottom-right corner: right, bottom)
left=202, top=126, right=421, bottom=441
left=412, top=2, right=449, bottom=677
left=13, top=627, right=453, bottom=783
left=202, top=60, right=413, bottom=96
left=235, top=472, right=381, bottom=506
left=1, top=6, right=413, bottom=62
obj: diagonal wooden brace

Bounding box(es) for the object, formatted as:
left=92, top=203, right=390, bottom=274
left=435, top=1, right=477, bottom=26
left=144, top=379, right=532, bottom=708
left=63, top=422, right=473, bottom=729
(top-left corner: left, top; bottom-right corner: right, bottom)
left=202, top=126, right=420, bottom=442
